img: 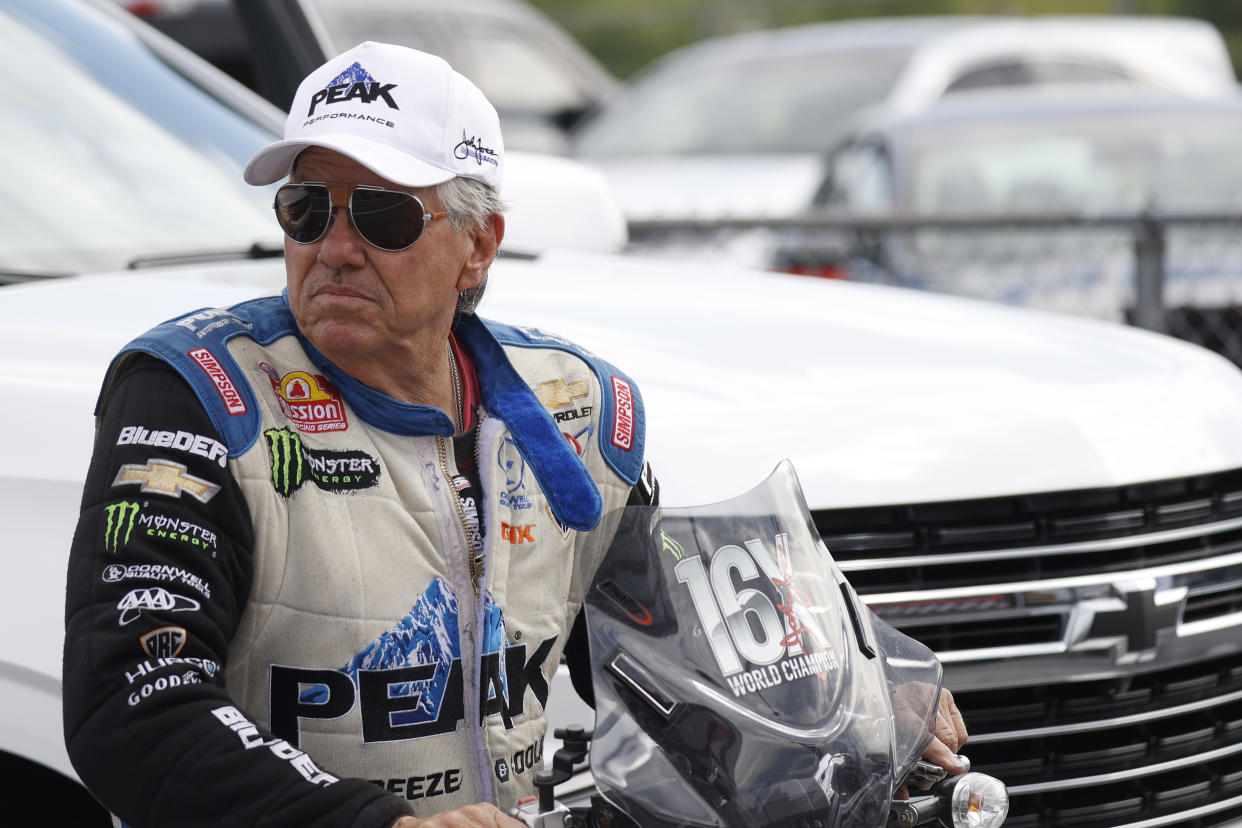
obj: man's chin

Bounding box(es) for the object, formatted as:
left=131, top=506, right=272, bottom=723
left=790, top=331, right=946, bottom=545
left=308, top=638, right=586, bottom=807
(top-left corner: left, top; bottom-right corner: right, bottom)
left=300, top=319, right=381, bottom=363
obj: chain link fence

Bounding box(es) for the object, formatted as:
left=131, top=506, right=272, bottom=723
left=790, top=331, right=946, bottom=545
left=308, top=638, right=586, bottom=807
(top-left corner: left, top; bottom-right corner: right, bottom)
left=629, top=212, right=1242, bottom=367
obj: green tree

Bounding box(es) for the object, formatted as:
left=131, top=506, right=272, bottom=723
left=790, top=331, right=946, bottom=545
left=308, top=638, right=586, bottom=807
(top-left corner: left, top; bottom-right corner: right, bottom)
left=532, top=0, right=1241, bottom=80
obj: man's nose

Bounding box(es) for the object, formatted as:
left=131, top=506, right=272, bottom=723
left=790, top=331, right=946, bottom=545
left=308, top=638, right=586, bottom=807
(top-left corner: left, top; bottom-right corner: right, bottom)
left=317, top=202, right=367, bottom=268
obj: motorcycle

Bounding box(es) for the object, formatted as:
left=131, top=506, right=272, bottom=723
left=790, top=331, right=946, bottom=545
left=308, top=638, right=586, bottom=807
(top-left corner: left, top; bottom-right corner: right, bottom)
left=512, top=461, right=1008, bottom=828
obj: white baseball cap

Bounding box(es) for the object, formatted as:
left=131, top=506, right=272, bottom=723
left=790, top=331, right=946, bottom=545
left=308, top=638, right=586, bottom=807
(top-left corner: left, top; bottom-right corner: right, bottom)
left=244, top=41, right=503, bottom=190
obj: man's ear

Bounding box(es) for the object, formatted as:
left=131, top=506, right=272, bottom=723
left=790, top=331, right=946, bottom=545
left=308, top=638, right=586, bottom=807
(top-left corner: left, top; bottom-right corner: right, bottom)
left=459, top=213, right=504, bottom=293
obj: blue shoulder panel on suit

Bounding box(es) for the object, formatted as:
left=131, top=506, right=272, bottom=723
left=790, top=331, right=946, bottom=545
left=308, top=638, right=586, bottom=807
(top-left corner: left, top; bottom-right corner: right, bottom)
left=485, top=321, right=646, bottom=487
left=98, top=296, right=296, bottom=457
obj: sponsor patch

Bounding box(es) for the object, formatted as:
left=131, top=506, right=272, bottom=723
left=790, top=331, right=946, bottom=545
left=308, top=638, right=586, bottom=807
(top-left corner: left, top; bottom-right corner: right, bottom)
left=500, top=522, right=535, bottom=545
left=187, top=348, right=248, bottom=415
left=610, top=376, right=634, bottom=451
left=102, top=559, right=211, bottom=599
left=372, top=768, right=464, bottom=801
left=264, top=428, right=380, bottom=496
left=102, top=500, right=140, bottom=553
left=497, top=438, right=532, bottom=510
left=269, top=578, right=554, bottom=746
left=213, top=706, right=339, bottom=785
left=117, top=425, right=228, bottom=468
left=127, top=671, right=201, bottom=707
left=112, top=459, right=221, bottom=503
left=304, top=60, right=398, bottom=130
left=140, top=626, right=188, bottom=659
left=116, top=587, right=201, bottom=626
left=102, top=500, right=219, bottom=557
left=553, top=406, right=592, bottom=424
left=260, top=363, right=348, bottom=433
left=125, top=656, right=218, bottom=684
left=535, top=379, right=589, bottom=410
left=177, top=309, right=252, bottom=338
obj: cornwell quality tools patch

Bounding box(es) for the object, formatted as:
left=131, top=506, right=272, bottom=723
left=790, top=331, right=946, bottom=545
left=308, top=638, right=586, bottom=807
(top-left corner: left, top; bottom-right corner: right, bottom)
left=102, top=560, right=211, bottom=599
left=263, top=428, right=381, bottom=496
left=259, top=363, right=349, bottom=433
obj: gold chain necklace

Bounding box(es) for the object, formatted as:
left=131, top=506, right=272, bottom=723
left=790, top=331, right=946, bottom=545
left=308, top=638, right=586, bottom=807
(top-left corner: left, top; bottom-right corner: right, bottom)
left=447, top=339, right=463, bottom=434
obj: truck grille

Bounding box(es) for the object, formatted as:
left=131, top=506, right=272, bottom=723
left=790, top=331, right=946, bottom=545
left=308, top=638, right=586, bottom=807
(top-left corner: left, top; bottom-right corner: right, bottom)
left=815, top=466, right=1242, bottom=827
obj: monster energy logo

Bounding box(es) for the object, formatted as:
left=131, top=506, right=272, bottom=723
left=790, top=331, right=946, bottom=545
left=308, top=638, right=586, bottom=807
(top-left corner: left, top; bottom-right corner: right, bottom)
left=266, top=428, right=307, bottom=496
left=103, top=500, right=141, bottom=553
left=264, top=428, right=381, bottom=496
left=660, top=529, right=684, bottom=562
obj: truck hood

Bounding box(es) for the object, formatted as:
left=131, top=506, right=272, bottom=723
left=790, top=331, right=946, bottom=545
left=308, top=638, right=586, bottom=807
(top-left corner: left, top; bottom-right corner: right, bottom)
left=4, top=251, right=1242, bottom=508
left=6, top=252, right=1242, bottom=691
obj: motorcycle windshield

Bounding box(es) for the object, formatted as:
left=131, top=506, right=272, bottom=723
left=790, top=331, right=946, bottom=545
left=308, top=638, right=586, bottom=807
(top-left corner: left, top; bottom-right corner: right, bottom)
left=581, top=460, right=942, bottom=828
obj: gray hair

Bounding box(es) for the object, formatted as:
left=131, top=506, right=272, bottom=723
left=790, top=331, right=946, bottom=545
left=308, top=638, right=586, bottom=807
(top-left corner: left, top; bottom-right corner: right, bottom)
left=437, top=177, right=506, bottom=315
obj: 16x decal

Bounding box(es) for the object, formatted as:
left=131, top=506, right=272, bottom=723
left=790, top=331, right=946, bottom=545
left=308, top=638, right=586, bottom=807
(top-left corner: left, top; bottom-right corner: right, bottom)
left=673, top=533, right=838, bottom=678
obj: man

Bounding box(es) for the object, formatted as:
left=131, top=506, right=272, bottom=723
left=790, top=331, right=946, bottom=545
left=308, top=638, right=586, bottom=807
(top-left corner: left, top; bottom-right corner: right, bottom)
left=63, top=42, right=965, bottom=828
left=63, top=40, right=646, bottom=827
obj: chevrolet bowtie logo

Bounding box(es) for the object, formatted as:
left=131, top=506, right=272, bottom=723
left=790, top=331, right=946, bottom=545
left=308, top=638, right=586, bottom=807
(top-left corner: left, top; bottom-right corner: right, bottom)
left=1076, top=579, right=1186, bottom=664
left=535, top=379, right=588, bottom=409
left=112, top=459, right=221, bottom=503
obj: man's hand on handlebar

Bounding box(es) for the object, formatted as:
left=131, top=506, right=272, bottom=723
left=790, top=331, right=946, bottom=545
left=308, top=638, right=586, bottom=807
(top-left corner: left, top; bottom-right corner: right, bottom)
left=897, top=687, right=969, bottom=799
left=923, top=687, right=968, bottom=772
left=391, top=803, right=524, bottom=827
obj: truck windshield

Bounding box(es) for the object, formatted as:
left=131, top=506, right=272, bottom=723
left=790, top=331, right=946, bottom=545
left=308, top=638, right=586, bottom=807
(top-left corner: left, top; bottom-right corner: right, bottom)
left=0, top=0, right=282, bottom=275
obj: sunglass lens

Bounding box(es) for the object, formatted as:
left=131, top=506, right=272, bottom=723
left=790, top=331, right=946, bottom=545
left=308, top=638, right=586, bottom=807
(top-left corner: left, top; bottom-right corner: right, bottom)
left=274, top=185, right=331, bottom=243
left=351, top=189, right=425, bottom=251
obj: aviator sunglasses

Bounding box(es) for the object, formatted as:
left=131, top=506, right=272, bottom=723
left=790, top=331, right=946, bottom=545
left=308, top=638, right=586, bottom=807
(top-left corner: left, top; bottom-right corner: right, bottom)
left=273, top=181, right=447, bottom=251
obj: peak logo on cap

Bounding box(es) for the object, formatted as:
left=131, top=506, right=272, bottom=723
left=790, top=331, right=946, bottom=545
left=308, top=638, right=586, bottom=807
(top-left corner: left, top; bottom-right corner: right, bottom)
left=245, top=42, right=504, bottom=191
left=308, top=62, right=399, bottom=117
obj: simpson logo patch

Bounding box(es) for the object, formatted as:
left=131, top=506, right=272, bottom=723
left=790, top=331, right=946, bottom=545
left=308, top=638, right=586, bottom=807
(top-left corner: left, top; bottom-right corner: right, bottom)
left=611, top=376, right=635, bottom=451
left=188, top=348, right=247, bottom=415
left=260, top=363, right=349, bottom=433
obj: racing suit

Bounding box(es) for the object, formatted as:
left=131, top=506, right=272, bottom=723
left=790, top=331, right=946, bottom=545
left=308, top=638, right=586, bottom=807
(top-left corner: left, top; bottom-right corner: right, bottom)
left=62, top=294, right=652, bottom=827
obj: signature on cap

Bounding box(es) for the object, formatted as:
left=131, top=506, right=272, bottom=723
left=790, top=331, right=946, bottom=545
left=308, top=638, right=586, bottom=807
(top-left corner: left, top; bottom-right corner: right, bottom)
left=455, top=133, right=499, bottom=168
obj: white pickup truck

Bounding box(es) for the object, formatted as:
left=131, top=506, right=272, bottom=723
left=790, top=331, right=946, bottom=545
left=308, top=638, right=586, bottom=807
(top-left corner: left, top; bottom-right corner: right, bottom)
left=4, top=1, right=1242, bottom=825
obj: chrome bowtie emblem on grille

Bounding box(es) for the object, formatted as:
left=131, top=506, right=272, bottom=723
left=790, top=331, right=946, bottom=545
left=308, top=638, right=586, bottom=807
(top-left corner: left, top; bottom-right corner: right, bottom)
left=1071, top=578, right=1186, bottom=664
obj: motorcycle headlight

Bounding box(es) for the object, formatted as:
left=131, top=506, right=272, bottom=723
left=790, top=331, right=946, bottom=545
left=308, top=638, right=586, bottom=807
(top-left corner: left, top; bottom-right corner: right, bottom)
left=948, top=772, right=1008, bottom=828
